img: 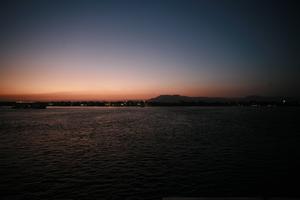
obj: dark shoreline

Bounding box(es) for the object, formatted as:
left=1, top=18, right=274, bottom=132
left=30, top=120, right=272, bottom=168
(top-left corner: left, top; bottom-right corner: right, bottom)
left=1, top=102, right=299, bottom=108
left=1, top=95, right=300, bottom=108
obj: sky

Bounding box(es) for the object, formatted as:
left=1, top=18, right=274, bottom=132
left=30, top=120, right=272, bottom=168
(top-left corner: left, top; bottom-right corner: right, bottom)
left=0, top=0, right=299, bottom=101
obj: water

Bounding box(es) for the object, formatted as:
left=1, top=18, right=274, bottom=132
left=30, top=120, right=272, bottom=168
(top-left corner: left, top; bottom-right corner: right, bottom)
left=0, top=107, right=300, bottom=200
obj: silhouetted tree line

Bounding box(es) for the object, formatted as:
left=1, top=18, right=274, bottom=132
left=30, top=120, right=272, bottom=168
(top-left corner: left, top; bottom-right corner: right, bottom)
left=48, top=101, right=106, bottom=106
left=47, top=101, right=145, bottom=107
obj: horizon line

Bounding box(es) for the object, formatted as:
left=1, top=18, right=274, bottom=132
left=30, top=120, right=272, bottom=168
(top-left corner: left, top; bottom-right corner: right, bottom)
left=0, top=94, right=297, bottom=102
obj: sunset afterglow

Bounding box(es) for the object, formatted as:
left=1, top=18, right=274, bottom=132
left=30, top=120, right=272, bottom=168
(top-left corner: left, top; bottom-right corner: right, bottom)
left=1, top=0, right=299, bottom=100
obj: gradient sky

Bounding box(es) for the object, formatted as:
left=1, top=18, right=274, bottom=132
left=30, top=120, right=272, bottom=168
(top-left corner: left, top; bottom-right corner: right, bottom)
left=0, top=0, right=299, bottom=100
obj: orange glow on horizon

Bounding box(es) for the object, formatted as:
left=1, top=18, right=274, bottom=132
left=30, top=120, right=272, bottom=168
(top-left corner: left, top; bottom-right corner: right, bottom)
left=0, top=44, right=258, bottom=101
left=0, top=84, right=254, bottom=101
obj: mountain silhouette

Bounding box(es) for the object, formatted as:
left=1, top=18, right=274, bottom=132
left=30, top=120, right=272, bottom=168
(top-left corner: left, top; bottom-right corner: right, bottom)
left=148, top=95, right=228, bottom=103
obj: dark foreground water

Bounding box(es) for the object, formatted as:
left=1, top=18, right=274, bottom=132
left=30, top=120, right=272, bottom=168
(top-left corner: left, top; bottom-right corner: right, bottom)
left=1, top=107, right=300, bottom=200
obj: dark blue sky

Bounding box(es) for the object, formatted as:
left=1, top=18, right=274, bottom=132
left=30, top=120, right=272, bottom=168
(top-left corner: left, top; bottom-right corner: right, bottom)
left=0, top=0, right=299, bottom=100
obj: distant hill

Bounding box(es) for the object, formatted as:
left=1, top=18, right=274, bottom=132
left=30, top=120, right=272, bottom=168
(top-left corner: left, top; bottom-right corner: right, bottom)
left=147, top=95, right=227, bottom=103
left=148, top=95, right=194, bottom=103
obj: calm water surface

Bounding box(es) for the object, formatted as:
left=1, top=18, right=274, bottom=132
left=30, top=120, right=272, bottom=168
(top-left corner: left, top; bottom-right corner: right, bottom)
left=1, top=107, right=300, bottom=200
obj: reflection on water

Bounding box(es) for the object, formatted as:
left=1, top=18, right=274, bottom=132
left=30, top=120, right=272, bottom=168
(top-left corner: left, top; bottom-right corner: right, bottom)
left=0, top=107, right=300, bottom=199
